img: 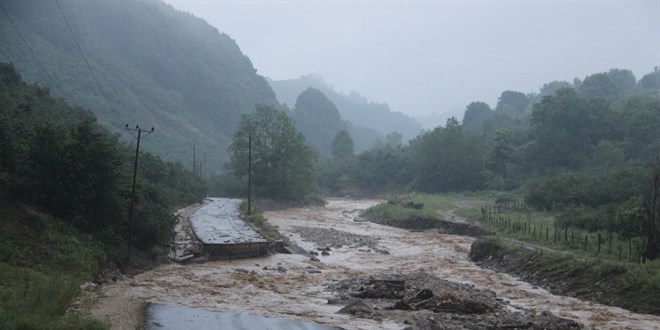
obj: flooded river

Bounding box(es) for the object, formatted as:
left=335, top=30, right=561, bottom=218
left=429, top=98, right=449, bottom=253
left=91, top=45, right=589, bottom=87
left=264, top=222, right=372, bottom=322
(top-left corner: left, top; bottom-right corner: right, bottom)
left=92, top=199, right=660, bottom=329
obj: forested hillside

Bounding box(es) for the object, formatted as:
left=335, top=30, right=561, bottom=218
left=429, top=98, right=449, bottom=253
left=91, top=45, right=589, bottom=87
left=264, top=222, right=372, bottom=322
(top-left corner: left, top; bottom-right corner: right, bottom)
left=270, top=74, right=423, bottom=142
left=0, top=63, right=207, bottom=328
left=321, top=67, right=659, bottom=259
left=0, top=0, right=279, bottom=173
left=292, top=88, right=347, bottom=158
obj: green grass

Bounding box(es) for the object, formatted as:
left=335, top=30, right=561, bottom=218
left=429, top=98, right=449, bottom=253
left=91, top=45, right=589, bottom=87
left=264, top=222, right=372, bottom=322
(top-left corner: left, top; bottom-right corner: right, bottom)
left=479, top=237, right=660, bottom=314
left=239, top=200, right=283, bottom=241
left=0, top=201, right=109, bottom=330
left=368, top=192, right=656, bottom=263
left=367, top=193, right=660, bottom=314
left=364, top=192, right=492, bottom=222
left=480, top=206, right=651, bottom=263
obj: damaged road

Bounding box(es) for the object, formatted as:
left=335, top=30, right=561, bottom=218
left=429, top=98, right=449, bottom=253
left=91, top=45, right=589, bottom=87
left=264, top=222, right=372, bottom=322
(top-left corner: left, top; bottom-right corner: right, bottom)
left=90, top=199, right=660, bottom=329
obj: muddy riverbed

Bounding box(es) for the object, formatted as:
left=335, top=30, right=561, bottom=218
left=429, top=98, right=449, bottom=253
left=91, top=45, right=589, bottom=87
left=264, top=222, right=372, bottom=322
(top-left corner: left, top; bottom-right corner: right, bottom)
left=90, top=199, right=660, bottom=329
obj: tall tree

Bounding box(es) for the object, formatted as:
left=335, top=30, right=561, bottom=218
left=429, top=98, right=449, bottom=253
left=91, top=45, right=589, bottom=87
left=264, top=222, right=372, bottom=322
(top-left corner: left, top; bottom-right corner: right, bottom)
left=331, top=129, right=355, bottom=161
left=496, top=90, right=529, bottom=115
left=485, top=130, right=514, bottom=187
left=642, top=159, right=660, bottom=261
left=639, top=67, right=660, bottom=99
left=539, top=81, right=573, bottom=97
left=411, top=118, right=485, bottom=192
left=229, top=105, right=316, bottom=201
left=530, top=88, right=592, bottom=171
left=462, top=101, right=492, bottom=132
left=607, top=68, right=636, bottom=96
left=579, top=72, right=618, bottom=100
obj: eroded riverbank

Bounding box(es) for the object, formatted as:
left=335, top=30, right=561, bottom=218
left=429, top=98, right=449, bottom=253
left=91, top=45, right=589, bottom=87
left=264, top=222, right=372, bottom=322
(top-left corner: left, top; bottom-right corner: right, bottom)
left=90, top=199, right=660, bottom=329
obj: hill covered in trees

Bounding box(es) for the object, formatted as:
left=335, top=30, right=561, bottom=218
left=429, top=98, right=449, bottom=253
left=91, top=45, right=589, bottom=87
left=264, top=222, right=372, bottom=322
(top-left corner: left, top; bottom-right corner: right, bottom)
left=270, top=74, right=423, bottom=142
left=0, top=0, right=279, bottom=173
left=0, top=63, right=207, bottom=328
left=315, top=67, right=659, bottom=259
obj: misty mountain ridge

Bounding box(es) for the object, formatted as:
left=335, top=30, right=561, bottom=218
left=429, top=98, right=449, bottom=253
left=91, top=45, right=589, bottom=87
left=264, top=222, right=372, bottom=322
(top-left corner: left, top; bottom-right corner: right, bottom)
left=269, top=74, right=423, bottom=141
left=0, top=0, right=279, bottom=173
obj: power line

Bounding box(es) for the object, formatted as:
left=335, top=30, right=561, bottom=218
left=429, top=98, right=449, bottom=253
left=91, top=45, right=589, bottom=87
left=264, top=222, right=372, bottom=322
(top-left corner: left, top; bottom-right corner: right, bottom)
left=55, top=0, right=114, bottom=111
left=0, top=2, right=57, bottom=86
left=0, top=46, right=9, bottom=63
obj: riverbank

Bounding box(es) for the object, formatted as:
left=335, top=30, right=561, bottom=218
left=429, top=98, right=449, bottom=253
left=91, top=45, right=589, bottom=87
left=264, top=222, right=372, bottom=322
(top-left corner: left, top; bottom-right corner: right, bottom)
left=84, top=198, right=660, bottom=329
left=469, top=237, right=660, bottom=316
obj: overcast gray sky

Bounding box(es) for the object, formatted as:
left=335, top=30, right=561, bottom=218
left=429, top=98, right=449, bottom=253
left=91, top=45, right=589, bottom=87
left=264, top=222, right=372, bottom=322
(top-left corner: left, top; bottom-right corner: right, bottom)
left=164, top=0, right=659, bottom=120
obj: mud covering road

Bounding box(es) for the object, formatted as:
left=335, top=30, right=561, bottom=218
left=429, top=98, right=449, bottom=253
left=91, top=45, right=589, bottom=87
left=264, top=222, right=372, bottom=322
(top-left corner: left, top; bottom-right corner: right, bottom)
left=190, top=198, right=267, bottom=244
left=90, top=199, right=660, bottom=329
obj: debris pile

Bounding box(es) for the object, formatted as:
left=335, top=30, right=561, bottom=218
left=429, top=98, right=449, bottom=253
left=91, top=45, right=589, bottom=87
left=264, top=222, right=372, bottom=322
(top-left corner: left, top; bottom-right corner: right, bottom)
left=328, top=272, right=582, bottom=329
left=291, top=226, right=388, bottom=254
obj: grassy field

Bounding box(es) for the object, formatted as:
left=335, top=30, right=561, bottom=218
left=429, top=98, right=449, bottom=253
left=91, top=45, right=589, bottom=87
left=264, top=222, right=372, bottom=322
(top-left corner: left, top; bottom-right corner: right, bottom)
left=479, top=205, right=651, bottom=263
left=368, top=192, right=652, bottom=263
left=476, top=236, right=660, bottom=314
left=363, top=192, right=494, bottom=222
left=365, top=193, right=660, bottom=314
left=0, top=201, right=109, bottom=329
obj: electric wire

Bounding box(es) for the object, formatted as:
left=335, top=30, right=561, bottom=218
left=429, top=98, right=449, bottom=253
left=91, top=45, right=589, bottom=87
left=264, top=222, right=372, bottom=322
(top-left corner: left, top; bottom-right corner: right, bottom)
left=0, top=46, right=9, bottom=63
left=0, top=1, right=58, bottom=86
left=55, top=0, right=114, bottom=111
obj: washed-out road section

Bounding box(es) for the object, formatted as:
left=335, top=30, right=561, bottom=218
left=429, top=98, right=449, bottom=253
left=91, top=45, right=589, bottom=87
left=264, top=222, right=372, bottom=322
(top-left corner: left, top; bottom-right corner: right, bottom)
left=189, top=198, right=267, bottom=244
left=91, top=198, right=660, bottom=329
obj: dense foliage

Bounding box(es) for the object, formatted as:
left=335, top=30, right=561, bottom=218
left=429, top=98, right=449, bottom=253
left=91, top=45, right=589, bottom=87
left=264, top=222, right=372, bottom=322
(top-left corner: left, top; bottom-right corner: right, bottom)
left=0, top=63, right=208, bottom=328
left=410, top=118, right=485, bottom=192
left=0, top=63, right=206, bottom=257
left=0, top=0, right=279, bottom=173
left=229, top=105, right=316, bottom=201
left=311, top=67, right=659, bottom=258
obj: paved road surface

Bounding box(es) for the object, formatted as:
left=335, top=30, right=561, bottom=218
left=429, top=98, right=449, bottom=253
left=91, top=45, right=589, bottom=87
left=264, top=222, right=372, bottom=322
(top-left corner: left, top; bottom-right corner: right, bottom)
left=189, top=198, right=267, bottom=244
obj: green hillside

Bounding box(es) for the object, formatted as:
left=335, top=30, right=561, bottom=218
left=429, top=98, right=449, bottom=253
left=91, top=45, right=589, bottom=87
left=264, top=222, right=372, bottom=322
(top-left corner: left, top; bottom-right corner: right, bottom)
left=0, top=0, right=279, bottom=173
left=292, top=88, right=347, bottom=158
left=0, top=63, right=207, bottom=329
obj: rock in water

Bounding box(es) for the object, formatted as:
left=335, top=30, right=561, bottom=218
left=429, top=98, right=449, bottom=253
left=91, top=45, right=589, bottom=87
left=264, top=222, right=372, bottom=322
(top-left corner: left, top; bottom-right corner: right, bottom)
left=337, top=300, right=373, bottom=315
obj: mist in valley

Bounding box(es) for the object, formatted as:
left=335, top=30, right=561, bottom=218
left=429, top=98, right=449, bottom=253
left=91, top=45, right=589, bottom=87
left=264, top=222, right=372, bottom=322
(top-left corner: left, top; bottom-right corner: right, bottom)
left=1, top=1, right=659, bottom=329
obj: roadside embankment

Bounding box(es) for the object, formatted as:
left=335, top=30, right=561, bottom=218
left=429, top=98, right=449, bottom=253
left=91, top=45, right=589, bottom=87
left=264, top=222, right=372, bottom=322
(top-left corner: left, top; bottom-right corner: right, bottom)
left=469, top=237, right=660, bottom=316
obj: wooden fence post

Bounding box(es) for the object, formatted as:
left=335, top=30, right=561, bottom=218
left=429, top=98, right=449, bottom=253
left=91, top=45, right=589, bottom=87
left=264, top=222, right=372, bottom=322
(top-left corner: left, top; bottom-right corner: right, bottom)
left=629, top=237, right=632, bottom=261
left=584, top=234, right=588, bottom=251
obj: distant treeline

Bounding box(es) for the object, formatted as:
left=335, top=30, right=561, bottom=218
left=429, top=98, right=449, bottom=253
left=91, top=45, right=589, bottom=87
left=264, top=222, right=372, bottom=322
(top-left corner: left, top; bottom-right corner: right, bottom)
left=290, top=67, right=659, bottom=259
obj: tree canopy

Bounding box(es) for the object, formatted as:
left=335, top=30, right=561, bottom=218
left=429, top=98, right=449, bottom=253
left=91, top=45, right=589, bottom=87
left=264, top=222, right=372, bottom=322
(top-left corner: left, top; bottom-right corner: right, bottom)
left=229, top=105, right=316, bottom=201
left=410, top=118, right=485, bottom=192
left=0, top=1, right=279, bottom=174
left=0, top=63, right=206, bottom=255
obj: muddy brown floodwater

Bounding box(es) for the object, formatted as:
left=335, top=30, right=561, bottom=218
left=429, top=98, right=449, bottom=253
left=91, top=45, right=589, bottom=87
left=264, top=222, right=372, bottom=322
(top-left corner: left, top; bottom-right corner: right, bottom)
left=92, top=199, right=660, bottom=329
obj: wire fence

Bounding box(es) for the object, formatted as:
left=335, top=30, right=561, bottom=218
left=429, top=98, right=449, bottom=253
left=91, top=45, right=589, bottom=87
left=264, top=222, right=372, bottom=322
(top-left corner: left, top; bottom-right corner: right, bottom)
left=481, top=203, right=650, bottom=263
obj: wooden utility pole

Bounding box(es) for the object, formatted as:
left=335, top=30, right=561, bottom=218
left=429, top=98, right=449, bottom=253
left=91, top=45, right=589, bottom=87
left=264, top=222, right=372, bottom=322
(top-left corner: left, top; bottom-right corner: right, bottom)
left=247, top=133, right=252, bottom=215
left=126, top=124, right=154, bottom=263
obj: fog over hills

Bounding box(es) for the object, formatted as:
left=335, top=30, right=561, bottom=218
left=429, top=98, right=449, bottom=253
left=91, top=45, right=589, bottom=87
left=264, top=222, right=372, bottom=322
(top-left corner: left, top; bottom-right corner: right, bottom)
left=0, top=0, right=278, bottom=172
left=270, top=74, right=423, bottom=142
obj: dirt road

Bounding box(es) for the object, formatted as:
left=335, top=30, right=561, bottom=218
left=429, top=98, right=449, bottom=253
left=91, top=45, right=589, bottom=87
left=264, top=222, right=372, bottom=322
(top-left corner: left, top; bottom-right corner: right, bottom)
left=91, top=199, right=660, bottom=329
